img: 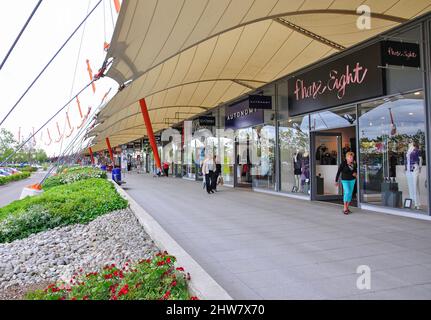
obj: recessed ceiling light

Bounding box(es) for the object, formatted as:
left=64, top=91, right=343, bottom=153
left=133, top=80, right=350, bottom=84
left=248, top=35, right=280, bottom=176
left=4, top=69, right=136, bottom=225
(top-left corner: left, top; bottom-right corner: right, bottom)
left=409, top=112, right=414, bottom=116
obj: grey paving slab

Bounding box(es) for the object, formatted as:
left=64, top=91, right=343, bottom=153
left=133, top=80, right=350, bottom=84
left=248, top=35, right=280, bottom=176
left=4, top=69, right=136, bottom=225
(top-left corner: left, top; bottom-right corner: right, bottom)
left=121, top=173, right=431, bottom=299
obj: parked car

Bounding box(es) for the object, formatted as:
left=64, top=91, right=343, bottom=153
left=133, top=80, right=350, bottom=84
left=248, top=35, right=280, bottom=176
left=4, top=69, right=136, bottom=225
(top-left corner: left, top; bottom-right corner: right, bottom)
left=0, top=168, right=12, bottom=176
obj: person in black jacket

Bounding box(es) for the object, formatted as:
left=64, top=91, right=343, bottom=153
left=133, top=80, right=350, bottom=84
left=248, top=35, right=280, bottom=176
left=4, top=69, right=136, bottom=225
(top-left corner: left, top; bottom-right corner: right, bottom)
left=211, top=155, right=221, bottom=192
left=335, top=151, right=357, bottom=215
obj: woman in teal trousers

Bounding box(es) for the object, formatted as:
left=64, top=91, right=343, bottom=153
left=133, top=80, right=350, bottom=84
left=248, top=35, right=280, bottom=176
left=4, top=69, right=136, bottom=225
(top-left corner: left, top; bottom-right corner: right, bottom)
left=335, top=152, right=357, bottom=215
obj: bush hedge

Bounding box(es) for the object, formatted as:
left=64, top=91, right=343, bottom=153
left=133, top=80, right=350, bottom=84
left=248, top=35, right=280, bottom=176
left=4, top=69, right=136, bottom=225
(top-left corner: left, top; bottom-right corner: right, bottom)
left=0, top=172, right=31, bottom=186
left=0, top=178, right=128, bottom=243
left=42, top=167, right=107, bottom=190
left=26, top=252, right=196, bottom=300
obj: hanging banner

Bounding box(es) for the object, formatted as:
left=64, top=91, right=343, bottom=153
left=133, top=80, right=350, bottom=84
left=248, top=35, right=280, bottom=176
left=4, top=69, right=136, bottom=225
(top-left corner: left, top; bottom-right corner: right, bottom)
left=86, top=59, right=96, bottom=93
left=381, top=40, right=420, bottom=68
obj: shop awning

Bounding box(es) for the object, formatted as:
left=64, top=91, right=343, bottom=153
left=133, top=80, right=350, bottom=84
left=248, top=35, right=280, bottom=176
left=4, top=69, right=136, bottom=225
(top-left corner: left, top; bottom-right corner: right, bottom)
left=88, top=0, right=431, bottom=152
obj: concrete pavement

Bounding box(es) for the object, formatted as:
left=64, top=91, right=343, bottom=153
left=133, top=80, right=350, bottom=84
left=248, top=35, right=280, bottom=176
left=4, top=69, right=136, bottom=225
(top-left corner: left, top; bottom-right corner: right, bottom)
left=122, top=173, right=431, bottom=299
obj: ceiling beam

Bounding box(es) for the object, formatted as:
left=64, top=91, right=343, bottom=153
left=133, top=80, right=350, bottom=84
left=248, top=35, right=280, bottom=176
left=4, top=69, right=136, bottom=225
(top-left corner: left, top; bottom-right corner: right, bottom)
left=274, top=17, right=346, bottom=51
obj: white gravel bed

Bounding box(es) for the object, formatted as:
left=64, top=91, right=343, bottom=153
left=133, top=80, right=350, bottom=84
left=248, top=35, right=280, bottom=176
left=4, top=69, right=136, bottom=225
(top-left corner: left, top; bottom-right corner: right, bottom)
left=0, top=208, right=159, bottom=298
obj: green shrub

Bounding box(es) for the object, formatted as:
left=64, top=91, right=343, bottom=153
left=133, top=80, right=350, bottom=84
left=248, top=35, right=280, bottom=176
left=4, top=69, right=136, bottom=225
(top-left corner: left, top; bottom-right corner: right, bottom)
left=16, top=166, right=38, bottom=173
left=42, top=167, right=107, bottom=190
left=0, top=178, right=128, bottom=243
left=26, top=253, right=196, bottom=300
left=0, top=172, right=31, bottom=186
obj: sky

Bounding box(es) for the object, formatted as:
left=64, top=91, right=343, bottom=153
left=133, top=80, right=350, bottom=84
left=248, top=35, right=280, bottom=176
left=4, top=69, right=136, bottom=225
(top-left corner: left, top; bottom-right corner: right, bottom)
left=0, top=0, right=120, bottom=157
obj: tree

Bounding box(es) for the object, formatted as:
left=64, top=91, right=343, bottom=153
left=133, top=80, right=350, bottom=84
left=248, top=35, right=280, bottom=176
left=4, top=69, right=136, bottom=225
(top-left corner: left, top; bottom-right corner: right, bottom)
left=0, top=128, right=17, bottom=163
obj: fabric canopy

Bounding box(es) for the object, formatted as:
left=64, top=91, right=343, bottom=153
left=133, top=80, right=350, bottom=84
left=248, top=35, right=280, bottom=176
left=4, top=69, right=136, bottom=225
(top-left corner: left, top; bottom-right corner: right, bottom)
left=88, top=0, right=431, bottom=152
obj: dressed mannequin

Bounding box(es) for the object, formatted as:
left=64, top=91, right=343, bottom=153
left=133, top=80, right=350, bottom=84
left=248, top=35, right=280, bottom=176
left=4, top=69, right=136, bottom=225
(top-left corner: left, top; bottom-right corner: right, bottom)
left=293, top=150, right=302, bottom=192
left=405, top=141, right=422, bottom=210
left=301, top=150, right=310, bottom=193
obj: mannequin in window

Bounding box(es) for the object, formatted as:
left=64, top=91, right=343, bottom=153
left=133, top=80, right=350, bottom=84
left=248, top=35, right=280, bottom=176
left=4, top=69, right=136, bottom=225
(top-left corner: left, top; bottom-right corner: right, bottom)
left=293, top=150, right=302, bottom=192
left=405, top=140, right=422, bottom=210
left=300, top=150, right=310, bottom=193
left=316, top=144, right=327, bottom=164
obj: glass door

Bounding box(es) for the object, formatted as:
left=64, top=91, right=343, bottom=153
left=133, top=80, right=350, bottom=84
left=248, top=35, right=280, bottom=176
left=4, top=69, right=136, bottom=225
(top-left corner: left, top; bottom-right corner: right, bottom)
left=234, top=128, right=252, bottom=188
left=311, top=132, right=343, bottom=201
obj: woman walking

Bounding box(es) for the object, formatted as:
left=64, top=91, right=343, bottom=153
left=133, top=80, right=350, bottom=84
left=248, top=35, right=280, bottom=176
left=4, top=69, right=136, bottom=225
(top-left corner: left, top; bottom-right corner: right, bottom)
left=335, top=151, right=357, bottom=215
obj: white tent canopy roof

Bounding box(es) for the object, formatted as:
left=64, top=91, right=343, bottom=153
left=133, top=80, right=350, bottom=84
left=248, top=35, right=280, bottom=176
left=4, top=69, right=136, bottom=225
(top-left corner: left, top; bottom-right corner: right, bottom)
left=89, top=0, right=431, bottom=152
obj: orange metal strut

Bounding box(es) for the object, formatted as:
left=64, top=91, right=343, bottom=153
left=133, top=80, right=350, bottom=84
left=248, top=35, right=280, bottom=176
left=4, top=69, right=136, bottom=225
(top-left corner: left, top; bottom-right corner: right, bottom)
left=139, top=98, right=161, bottom=171
left=105, top=137, right=114, bottom=164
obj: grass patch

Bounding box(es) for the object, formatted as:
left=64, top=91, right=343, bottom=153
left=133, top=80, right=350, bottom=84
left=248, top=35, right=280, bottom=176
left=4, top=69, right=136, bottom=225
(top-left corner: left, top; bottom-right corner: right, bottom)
left=0, top=178, right=128, bottom=243
left=42, top=167, right=107, bottom=190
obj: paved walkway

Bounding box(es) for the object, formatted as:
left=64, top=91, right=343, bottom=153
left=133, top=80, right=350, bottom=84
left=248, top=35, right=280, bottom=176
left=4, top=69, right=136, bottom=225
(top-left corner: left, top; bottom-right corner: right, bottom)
left=121, top=172, right=431, bottom=299
left=0, top=172, right=46, bottom=208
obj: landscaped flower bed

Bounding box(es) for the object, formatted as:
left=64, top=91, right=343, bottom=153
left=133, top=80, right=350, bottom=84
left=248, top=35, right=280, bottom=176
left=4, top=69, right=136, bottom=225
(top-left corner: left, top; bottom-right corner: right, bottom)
left=26, top=251, right=198, bottom=300
left=0, top=178, right=128, bottom=243
left=42, top=167, right=107, bottom=190
left=0, top=172, right=31, bottom=186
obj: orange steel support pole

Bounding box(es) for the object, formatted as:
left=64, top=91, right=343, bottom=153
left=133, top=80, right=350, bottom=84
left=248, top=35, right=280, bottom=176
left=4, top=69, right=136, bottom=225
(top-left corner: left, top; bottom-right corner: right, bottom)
left=89, top=147, right=95, bottom=165
left=139, top=98, right=161, bottom=170
left=105, top=137, right=114, bottom=164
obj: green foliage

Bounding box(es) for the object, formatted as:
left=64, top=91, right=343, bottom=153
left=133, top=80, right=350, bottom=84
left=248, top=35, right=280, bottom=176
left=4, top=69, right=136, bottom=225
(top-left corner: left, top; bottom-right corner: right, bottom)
left=0, top=128, right=17, bottom=163
left=0, top=178, right=128, bottom=243
left=42, top=167, right=107, bottom=190
left=17, top=166, right=38, bottom=173
left=0, top=172, right=31, bottom=186
left=26, top=253, right=195, bottom=300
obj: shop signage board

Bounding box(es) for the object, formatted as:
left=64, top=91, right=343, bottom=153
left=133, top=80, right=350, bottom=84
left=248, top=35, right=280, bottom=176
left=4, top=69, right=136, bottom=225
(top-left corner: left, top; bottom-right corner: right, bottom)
left=249, top=95, right=272, bottom=109
left=225, top=97, right=264, bottom=129
left=381, top=40, right=420, bottom=68
left=198, top=116, right=216, bottom=126
left=288, top=42, right=384, bottom=116
left=133, top=140, right=142, bottom=150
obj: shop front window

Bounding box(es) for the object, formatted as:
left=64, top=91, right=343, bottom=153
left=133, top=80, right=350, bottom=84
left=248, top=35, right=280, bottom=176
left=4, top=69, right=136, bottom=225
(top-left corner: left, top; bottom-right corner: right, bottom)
left=359, top=91, right=428, bottom=213
left=279, top=115, right=310, bottom=195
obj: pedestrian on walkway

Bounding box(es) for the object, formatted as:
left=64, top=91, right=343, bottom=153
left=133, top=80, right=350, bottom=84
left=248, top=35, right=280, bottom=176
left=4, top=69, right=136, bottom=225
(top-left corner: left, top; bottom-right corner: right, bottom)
left=335, top=151, right=357, bottom=215
left=211, top=155, right=221, bottom=192
left=202, top=154, right=214, bottom=194
left=136, top=155, right=142, bottom=174
left=163, top=161, right=170, bottom=177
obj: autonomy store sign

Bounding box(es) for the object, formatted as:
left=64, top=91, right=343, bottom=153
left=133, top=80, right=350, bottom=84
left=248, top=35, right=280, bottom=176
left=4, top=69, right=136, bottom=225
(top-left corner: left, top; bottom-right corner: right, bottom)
left=225, top=97, right=264, bottom=129
left=288, top=42, right=384, bottom=116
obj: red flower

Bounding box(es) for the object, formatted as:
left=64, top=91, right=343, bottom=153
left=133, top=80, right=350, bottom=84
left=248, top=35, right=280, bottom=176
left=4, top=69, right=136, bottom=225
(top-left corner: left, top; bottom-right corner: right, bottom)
left=157, top=261, right=165, bottom=266
left=71, top=297, right=77, bottom=301
left=190, top=296, right=199, bottom=300
left=163, top=290, right=171, bottom=300
left=176, top=267, right=184, bottom=272
left=83, top=296, right=89, bottom=300
left=104, top=274, right=113, bottom=279
left=171, top=281, right=177, bottom=287
left=166, top=257, right=172, bottom=264
left=111, top=295, right=118, bottom=300
left=118, top=284, right=129, bottom=297
left=58, top=296, right=66, bottom=300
